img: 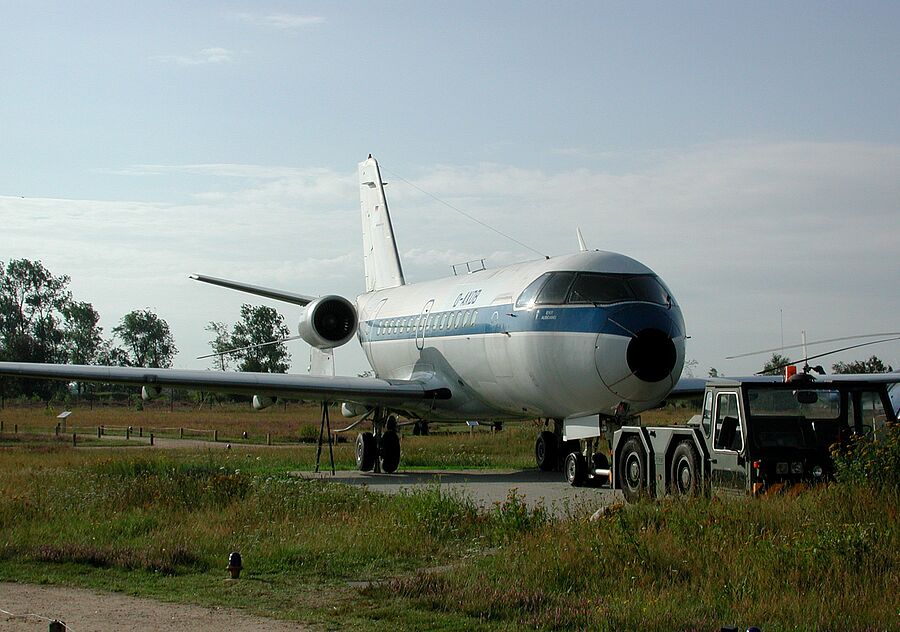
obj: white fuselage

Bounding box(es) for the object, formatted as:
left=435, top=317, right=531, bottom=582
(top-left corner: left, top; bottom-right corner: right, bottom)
left=355, top=250, right=685, bottom=421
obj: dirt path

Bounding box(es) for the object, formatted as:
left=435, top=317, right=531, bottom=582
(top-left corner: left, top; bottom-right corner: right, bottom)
left=0, top=583, right=314, bottom=632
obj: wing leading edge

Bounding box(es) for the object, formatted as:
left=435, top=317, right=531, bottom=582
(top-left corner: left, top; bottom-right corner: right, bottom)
left=0, top=362, right=450, bottom=406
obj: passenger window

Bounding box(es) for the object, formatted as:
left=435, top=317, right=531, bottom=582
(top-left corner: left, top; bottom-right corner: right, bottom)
left=701, top=391, right=713, bottom=437
left=469, top=310, right=477, bottom=326
left=714, top=392, right=743, bottom=452
left=536, top=272, right=576, bottom=305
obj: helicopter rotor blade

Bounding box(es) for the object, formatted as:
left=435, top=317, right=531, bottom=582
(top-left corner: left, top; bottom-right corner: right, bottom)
left=754, top=335, right=900, bottom=375
left=727, top=332, right=900, bottom=360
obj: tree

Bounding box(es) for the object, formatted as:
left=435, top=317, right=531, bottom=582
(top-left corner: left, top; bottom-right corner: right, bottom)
left=229, top=304, right=290, bottom=373
left=832, top=355, right=893, bottom=374
left=61, top=301, right=105, bottom=394
left=0, top=259, right=73, bottom=398
left=63, top=301, right=103, bottom=365
left=113, top=309, right=177, bottom=368
left=761, top=353, right=792, bottom=376
left=205, top=321, right=234, bottom=371
left=0, top=259, right=71, bottom=364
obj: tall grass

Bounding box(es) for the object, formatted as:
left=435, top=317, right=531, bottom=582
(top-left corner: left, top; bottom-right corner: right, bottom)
left=1, top=422, right=897, bottom=630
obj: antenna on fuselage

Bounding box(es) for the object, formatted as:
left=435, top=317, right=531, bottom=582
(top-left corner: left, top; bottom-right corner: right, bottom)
left=576, top=227, right=588, bottom=252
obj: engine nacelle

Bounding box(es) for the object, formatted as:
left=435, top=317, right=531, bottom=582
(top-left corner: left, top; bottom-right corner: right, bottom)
left=297, top=295, right=358, bottom=349
left=141, top=385, right=163, bottom=401
left=252, top=395, right=278, bottom=410
left=341, top=402, right=370, bottom=418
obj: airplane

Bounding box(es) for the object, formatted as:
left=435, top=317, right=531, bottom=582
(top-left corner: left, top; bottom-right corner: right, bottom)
left=0, top=155, right=686, bottom=474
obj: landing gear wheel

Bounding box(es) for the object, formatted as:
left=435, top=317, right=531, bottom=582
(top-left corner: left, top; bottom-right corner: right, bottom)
left=356, top=431, right=376, bottom=472
left=670, top=441, right=700, bottom=496
left=619, top=436, right=647, bottom=502
left=565, top=452, right=587, bottom=487
left=535, top=431, right=558, bottom=471
left=380, top=430, right=401, bottom=474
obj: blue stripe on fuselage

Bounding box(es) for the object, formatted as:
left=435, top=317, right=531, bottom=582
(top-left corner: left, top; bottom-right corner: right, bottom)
left=358, top=302, right=683, bottom=343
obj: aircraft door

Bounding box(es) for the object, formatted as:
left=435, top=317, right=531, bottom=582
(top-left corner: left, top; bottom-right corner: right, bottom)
left=485, top=310, right=513, bottom=378
left=415, top=299, right=434, bottom=350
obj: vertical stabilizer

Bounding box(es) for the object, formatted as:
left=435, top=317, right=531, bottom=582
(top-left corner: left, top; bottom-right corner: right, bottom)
left=359, top=155, right=405, bottom=292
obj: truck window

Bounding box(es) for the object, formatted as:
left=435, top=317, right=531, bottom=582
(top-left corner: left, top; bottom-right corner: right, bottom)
left=701, top=391, right=712, bottom=437
left=714, top=392, right=743, bottom=452
left=860, top=391, right=888, bottom=438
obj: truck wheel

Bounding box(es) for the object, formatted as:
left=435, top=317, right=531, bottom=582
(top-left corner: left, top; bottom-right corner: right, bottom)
left=535, top=431, right=557, bottom=471
left=619, top=436, right=647, bottom=502
left=565, top=452, right=587, bottom=486
left=670, top=441, right=700, bottom=496
left=356, top=432, right=375, bottom=472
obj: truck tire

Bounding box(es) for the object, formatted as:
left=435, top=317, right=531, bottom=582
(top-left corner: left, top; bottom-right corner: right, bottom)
left=619, top=436, right=647, bottom=502
left=670, top=441, right=700, bottom=496
left=565, top=452, right=587, bottom=486
left=535, top=431, right=557, bottom=471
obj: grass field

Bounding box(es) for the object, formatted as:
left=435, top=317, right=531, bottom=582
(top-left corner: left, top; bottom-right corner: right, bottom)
left=1, top=404, right=896, bottom=630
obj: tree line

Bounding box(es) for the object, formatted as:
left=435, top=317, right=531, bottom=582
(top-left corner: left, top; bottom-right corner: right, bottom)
left=0, top=259, right=291, bottom=400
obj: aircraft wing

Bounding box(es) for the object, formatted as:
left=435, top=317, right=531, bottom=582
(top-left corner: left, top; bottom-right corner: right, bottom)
left=0, top=362, right=450, bottom=406
left=190, top=274, right=316, bottom=306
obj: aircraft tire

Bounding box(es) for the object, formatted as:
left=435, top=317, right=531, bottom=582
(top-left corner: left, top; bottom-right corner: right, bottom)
left=670, top=441, right=700, bottom=496
left=380, top=430, right=401, bottom=474
left=356, top=432, right=376, bottom=472
left=619, top=436, right=647, bottom=502
left=535, top=431, right=557, bottom=471
left=565, top=452, right=587, bottom=487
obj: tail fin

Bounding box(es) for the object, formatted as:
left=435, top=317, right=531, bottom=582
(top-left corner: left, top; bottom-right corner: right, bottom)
left=359, top=155, right=405, bottom=293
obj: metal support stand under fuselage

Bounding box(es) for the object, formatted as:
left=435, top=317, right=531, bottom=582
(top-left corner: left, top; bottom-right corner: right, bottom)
left=315, top=401, right=336, bottom=475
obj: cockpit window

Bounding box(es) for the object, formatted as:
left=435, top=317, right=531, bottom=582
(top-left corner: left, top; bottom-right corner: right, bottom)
left=536, top=272, right=575, bottom=305
left=515, top=273, right=551, bottom=309
left=516, top=271, right=672, bottom=308
left=567, top=273, right=670, bottom=306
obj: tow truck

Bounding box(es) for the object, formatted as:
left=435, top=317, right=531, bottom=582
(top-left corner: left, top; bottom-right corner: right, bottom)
left=561, top=373, right=898, bottom=501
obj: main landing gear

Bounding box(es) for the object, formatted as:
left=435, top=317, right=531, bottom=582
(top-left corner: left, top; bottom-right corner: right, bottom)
left=355, top=408, right=402, bottom=474
left=534, top=419, right=579, bottom=472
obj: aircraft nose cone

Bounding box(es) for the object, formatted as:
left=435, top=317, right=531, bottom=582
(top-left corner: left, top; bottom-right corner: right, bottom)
left=626, top=328, right=677, bottom=383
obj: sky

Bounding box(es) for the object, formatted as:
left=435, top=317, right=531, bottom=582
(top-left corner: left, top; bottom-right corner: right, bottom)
left=1, top=1, right=899, bottom=379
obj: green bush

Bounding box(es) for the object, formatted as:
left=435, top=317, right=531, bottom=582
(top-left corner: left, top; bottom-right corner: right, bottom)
left=833, top=422, right=900, bottom=490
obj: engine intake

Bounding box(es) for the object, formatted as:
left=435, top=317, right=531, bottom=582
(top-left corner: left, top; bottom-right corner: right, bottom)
left=298, top=295, right=358, bottom=349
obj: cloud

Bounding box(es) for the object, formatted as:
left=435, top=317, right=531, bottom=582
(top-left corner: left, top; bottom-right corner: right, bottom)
left=3, top=140, right=899, bottom=377
left=151, top=47, right=233, bottom=66
left=232, top=13, right=325, bottom=30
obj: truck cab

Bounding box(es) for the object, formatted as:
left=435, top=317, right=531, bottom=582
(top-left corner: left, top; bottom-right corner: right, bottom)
left=590, top=375, right=898, bottom=501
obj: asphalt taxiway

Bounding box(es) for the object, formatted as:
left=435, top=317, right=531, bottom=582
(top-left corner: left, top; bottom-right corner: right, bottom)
left=294, top=468, right=621, bottom=517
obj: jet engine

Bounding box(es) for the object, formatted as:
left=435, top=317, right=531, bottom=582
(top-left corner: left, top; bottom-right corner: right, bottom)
left=297, top=295, right=358, bottom=349
left=141, top=385, right=163, bottom=401
left=252, top=395, right=278, bottom=410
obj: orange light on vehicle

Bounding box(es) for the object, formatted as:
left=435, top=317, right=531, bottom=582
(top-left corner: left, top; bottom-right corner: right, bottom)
left=784, top=365, right=797, bottom=381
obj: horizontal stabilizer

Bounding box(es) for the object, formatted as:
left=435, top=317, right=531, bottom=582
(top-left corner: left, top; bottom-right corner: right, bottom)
left=191, top=274, right=315, bottom=306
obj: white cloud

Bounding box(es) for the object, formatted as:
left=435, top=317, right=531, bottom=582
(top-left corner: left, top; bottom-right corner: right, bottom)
left=3, top=140, right=899, bottom=377
left=151, top=47, right=233, bottom=66
left=232, top=13, right=325, bottom=30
